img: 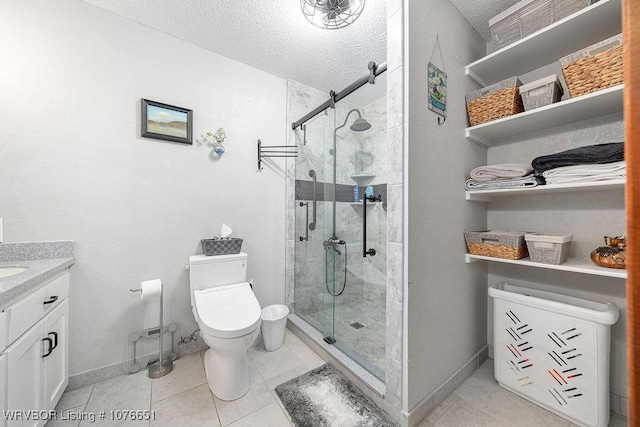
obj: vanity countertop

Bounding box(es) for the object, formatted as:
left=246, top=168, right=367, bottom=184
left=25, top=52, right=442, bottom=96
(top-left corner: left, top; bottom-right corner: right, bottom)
left=0, top=241, right=75, bottom=307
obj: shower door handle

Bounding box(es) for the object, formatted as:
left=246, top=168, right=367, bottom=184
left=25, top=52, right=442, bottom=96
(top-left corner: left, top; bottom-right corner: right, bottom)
left=309, top=170, right=316, bottom=231
left=363, top=194, right=382, bottom=257
left=299, top=202, right=309, bottom=241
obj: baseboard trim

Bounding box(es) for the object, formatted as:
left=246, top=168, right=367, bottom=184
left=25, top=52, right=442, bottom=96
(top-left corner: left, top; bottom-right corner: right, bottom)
left=67, top=341, right=208, bottom=391
left=406, top=345, right=489, bottom=427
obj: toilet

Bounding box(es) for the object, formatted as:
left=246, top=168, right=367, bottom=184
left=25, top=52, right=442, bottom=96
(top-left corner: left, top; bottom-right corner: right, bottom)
left=189, top=252, right=261, bottom=401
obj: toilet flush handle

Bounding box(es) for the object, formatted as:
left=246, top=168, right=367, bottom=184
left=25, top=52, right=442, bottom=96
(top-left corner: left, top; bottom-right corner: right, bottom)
left=250, top=279, right=253, bottom=290
left=185, top=264, right=190, bottom=271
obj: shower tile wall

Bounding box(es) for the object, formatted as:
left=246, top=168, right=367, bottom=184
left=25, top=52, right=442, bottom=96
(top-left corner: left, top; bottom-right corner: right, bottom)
left=288, top=80, right=330, bottom=324
left=385, top=0, right=405, bottom=410
left=361, top=96, right=388, bottom=309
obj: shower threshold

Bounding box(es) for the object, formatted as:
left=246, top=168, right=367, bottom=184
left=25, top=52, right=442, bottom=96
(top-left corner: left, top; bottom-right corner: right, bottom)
left=288, top=313, right=385, bottom=396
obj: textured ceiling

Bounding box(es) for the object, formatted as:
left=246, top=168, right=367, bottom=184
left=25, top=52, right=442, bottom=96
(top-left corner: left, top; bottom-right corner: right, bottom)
left=449, top=0, right=521, bottom=42
left=81, top=0, right=387, bottom=96
left=80, top=0, right=520, bottom=95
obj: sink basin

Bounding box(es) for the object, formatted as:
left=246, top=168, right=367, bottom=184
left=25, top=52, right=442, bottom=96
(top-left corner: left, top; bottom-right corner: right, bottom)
left=0, top=267, right=29, bottom=278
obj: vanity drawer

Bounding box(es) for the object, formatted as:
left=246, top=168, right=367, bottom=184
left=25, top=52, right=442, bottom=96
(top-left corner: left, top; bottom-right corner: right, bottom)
left=5, top=272, right=69, bottom=345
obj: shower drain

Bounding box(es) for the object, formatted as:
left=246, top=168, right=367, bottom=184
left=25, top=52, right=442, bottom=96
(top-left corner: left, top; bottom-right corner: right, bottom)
left=350, top=322, right=365, bottom=330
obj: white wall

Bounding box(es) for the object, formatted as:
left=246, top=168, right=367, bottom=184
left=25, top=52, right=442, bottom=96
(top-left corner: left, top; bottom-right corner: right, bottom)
left=406, top=0, right=487, bottom=411
left=0, top=0, right=287, bottom=376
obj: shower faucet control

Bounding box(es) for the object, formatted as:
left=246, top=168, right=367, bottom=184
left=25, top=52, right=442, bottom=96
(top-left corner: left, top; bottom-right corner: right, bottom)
left=323, top=238, right=345, bottom=255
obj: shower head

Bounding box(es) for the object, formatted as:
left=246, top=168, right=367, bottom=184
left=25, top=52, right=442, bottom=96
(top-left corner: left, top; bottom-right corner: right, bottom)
left=350, top=117, right=371, bottom=132
left=334, top=109, right=371, bottom=135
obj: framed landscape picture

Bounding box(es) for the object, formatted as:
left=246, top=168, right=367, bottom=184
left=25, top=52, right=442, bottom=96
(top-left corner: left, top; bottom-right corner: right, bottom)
left=141, top=99, right=193, bottom=144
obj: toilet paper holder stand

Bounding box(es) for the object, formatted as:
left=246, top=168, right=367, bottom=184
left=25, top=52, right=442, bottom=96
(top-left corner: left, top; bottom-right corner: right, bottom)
left=130, top=284, right=174, bottom=378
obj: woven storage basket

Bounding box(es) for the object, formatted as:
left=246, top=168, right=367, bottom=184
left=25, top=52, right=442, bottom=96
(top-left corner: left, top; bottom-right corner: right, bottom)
left=201, top=237, right=243, bottom=256
left=490, top=0, right=594, bottom=50
left=525, top=233, right=572, bottom=265
left=560, top=34, right=623, bottom=98
left=466, top=77, right=524, bottom=127
left=520, top=75, right=564, bottom=111
left=464, top=230, right=528, bottom=260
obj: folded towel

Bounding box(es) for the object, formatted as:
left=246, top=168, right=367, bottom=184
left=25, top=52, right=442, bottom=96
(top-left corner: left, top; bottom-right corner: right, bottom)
left=542, top=161, right=626, bottom=185
left=469, top=164, right=533, bottom=182
left=465, top=174, right=545, bottom=191
left=532, top=142, right=624, bottom=173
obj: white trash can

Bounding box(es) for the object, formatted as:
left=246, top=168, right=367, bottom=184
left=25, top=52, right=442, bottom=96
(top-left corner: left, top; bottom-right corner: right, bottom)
left=261, top=305, right=289, bottom=352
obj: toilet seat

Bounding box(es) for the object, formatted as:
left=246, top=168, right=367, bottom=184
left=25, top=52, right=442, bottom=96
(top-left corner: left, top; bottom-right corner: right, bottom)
left=194, top=282, right=261, bottom=339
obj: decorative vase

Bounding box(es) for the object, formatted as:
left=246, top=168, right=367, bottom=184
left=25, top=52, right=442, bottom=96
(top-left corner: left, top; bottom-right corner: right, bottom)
left=214, top=144, right=225, bottom=155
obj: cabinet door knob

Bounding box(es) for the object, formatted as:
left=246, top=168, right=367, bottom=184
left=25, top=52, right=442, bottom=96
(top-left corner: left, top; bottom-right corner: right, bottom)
left=48, top=331, right=58, bottom=350
left=42, top=337, right=54, bottom=358
left=43, top=296, right=59, bottom=305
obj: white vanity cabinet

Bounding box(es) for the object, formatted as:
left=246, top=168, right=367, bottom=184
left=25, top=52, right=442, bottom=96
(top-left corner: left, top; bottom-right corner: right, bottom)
left=0, top=271, right=70, bottom=427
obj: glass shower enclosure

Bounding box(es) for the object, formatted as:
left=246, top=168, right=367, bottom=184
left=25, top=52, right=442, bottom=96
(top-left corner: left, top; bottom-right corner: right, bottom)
left=294, top=75, right=387, bottom=379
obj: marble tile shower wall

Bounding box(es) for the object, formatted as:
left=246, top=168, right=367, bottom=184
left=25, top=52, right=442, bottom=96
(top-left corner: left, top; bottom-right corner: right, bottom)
left=293, top=105, right=329, bottom=324
left=362, top=95, right=389, bottom=308
left=286, top=80, right=328, bottom=313
left=385, top=0, right=405, bottom=411
left=293, top=97, right=388, bottom=316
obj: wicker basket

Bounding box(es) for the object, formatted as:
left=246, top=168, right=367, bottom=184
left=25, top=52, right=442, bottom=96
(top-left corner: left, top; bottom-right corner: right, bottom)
left=466, top=77, right=524, bottom=127
left=560, top=34, right=623, bottom=98
left=201, top=237, right=243, bottom=256
left=464, top=230, right=529, bottom=260
left=490, top=0, right=594, bottom=51
left=525, top=233, right=572, bottom=264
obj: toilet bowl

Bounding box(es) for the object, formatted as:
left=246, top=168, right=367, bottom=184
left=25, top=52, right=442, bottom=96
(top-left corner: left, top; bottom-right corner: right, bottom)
left=193, top=281, right=261, bottom=400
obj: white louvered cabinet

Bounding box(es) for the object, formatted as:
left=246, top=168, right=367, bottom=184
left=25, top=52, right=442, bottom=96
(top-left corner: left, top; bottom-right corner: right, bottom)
left=490, top=284, right=619, bottom=427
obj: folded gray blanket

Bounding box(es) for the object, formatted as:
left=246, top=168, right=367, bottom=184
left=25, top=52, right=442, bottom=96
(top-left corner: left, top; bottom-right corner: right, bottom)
left=532, top=142, right=624, bottom=173
left=465, top=175, right=545, bottom=191
left=469, top=164, right=533, bottom=181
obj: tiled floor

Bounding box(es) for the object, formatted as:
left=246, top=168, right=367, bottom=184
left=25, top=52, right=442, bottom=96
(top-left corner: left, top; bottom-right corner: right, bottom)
left=48, top=329, right=324, bottom=426
left=49, top=330, right=628, bottom=427
left=419, top=360, right=628, bottom=427
left=304, top=298, right=386, bottom=377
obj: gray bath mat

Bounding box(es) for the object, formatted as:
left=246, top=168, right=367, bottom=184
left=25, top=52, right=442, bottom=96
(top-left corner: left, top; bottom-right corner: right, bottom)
left=274, top=364, right=399, bottom=427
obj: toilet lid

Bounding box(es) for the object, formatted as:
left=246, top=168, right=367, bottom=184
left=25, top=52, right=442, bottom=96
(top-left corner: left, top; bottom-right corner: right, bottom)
left=194, top=282, right=261, bottom=339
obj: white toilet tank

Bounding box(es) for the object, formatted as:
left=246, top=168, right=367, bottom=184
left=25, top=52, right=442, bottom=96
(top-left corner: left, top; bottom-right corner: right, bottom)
left=189, top=252, right=248, bottom=303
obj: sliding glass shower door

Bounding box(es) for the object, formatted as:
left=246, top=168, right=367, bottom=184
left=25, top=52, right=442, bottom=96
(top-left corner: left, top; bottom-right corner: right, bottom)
left=294, top=75, right=387, bottom=380
left=294, top=109, right=336, bottom=343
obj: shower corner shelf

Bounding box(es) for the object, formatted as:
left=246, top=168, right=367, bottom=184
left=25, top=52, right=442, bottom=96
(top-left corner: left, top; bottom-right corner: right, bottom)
left=350, top=201, right=379, bottom=207
left=351, top=173, right=376, bottom=186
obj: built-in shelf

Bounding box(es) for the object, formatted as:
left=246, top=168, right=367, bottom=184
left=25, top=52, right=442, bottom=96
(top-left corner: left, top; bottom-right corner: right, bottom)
left=465, top=0, right=622, bottom=86
left=350, top=173, right=376, bottom=186
left=466, top=179, right=625, bottom=201
left=466, top=85, right=623, bottom=146
left=465, top=254, right=627, bottom=279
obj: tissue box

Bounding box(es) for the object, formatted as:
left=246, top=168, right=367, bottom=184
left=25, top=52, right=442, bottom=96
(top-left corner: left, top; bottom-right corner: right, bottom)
left=201, top=237, right=243, bottom=256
